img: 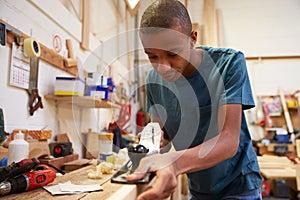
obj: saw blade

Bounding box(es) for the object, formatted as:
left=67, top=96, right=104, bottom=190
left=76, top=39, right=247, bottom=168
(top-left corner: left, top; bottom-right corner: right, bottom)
left=28, top=57, right=39, bottom=92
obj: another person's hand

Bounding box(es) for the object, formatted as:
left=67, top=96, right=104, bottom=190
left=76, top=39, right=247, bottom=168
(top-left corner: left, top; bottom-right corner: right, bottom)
left=126, top=153, right=178, bottom=200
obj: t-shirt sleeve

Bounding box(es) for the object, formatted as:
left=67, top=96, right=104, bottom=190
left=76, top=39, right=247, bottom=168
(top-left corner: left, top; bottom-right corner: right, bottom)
left=221, top=52, right=255, bottom=110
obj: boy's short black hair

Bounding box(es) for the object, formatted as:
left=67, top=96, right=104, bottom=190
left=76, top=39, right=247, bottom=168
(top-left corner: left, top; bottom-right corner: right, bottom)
left=140, top=0, right=192, bottom=35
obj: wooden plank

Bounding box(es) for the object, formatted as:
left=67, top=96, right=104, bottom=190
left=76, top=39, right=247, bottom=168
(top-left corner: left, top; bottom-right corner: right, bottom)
left=216, top=9, right=224, bottom=47
left=258, top=155, right=293, bottom=163
left=106, top=185, right=137, bottom=200
left=81, top=0, right=91, bottom=50
left=258, top=155, right=295, bottom=169
left=260, top=168, right=296, bottom=179
left=279, top=89, right=294, bottom=133
left=296, top=165, right=300, bottom=191
left=62, top=158, right=91, bottom=171
left=39, top=154, right=79, bottom=170
left=246, top=55, right=300, bottom=60
left=259, top=162, right=295, bottom=169
left=202, top=0, right=218, bottom=46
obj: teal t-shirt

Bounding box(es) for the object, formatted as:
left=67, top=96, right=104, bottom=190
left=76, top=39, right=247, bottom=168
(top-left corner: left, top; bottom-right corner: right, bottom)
left=146, top=46, right=262, bottom=198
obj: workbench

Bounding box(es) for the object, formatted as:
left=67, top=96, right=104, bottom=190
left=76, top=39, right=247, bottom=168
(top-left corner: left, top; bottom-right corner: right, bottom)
left=3, top=164, right=138, bottom=200
left=258, top=155, right=300, bottom=199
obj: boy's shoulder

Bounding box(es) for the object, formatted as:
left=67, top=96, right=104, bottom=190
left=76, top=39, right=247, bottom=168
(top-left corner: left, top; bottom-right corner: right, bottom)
left=199, top=46, right=243, bottom=56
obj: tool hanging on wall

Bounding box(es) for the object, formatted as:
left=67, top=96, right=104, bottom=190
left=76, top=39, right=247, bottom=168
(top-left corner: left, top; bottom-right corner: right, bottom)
left=64, top=39, right=77, bottom=68
left=24, top=37, right=43, bottom=116
left=0, top=22, right=22, bottom=46
left=0, top=19, right=78, bottom=76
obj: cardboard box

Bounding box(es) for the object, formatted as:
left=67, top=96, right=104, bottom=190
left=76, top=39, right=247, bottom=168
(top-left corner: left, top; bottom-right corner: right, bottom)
left=87, top=85, right=109, bottom=100
left=55, top=77, right=85, bottom=96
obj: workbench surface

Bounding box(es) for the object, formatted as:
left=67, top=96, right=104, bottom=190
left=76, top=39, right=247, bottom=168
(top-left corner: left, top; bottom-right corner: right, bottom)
left=3, top=164, right=137, bottom=200
left=258, top=155, right=300, bottom=193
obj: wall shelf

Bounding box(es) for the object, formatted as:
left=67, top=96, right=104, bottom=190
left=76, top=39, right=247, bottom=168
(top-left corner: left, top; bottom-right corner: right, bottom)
left=44, top=94, right=120, bottom=109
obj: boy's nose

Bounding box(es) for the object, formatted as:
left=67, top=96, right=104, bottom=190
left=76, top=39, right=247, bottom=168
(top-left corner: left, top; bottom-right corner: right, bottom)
left=156, top=59, right=171, bottom=73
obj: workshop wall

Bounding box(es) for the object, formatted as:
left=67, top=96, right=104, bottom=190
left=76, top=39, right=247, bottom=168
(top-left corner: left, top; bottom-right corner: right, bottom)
left=216, top=0, right=300, bottom=139
left=0, top=0, right=136, bottom=158
left=217, top=0, right=300, bottom=95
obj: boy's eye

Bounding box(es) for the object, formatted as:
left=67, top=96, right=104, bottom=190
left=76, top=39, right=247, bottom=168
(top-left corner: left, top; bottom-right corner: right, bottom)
left=168, top=53, right=178, bottom=57
left=167, top=50, right=181, bottom=57
left=148, top=55, right=158, bottom=59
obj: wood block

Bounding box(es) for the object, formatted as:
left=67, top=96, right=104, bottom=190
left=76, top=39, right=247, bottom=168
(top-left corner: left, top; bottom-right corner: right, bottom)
left=85, top=132, right=99, bottom=158
left=28, top=141, right=50, bottom=157
left=62, top=158, right=91, bottom=171
left=39, top=154, right=78, bottom=170
left=0, top=146, right=8, bottom=160
left=56, top=133, right=70, bottom=142
left=296, top=165, right=300, bottom=191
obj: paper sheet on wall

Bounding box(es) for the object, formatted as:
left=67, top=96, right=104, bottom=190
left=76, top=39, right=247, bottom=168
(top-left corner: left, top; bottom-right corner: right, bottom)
left=9, top=42, right=30, bottom=89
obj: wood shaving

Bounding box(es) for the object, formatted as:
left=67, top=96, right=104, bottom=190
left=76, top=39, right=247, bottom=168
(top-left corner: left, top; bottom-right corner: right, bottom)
left=87, top=162, right=114, bottom=179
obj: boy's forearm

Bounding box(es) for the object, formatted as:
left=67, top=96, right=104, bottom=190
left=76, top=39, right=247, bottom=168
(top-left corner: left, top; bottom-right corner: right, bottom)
left=173, top=132, right=239, bottom=176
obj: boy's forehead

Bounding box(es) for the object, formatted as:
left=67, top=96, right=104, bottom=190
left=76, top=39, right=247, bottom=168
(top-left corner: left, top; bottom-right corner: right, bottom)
left=140, top=28, right=189, bottom=50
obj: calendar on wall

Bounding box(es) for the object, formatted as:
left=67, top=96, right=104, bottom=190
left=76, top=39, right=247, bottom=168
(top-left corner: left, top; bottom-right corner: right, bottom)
left=9, top=42, right=30, bottom=89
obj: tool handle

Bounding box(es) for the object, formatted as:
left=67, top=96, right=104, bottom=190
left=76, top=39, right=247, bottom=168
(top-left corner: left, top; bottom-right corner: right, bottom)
left=28, top=89, right=43, bottom=116
left=0, top=158, right=40, bottom=182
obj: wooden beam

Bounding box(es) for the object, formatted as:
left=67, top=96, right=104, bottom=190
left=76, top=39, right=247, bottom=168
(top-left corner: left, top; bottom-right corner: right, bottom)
left=192, top=22, right=203, bottom=46
left=216, top=9, right=224, bottom=47
left=124, top=0, right=140, bottom=16
left=184, top=0, right=188, bottom=7
left=81, top=0, right=91, bottom=50
left=246, top=55, right=300, bottom=61
left=202, top=0, right=218, bottom=47
left=279, top=88, right=294, bottom=133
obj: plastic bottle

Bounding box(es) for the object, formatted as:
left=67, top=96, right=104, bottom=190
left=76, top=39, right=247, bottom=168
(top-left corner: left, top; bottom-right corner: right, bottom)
left=98, top=132, right=114, bottom=162
left=8, top=131, right=29, bottom=165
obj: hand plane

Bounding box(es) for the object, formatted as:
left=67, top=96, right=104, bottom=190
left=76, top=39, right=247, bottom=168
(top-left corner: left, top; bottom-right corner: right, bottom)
left=111, top=122, right=163, bottom=184
left=111, top=144, right=155, bottom=184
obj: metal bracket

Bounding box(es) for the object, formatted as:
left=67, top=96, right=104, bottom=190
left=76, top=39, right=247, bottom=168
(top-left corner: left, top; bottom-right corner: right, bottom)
left=0, top=22, right=22, bottom=46
left=0, top=23, right=6, bottom=46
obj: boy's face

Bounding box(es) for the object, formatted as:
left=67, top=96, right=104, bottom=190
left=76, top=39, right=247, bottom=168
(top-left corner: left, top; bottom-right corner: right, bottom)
left=140, top=27, right=194, bottom=82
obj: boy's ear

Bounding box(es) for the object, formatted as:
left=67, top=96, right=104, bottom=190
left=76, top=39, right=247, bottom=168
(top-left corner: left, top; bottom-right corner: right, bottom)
left=190, top=31, right=197, bottom=46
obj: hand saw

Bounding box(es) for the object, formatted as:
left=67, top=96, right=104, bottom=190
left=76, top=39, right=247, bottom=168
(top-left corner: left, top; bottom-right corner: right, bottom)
left=27, top=56, right=43, bottom=116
